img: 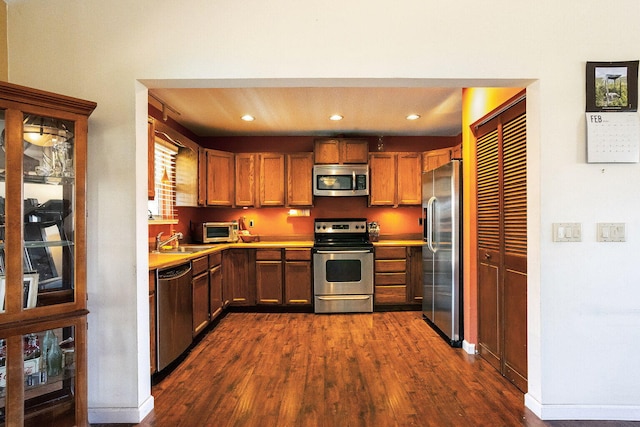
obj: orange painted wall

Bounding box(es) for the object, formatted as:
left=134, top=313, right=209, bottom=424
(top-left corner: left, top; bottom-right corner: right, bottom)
left=461, top=87, right=524, bottom=346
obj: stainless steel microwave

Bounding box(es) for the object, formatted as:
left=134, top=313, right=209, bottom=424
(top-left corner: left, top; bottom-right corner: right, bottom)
left=193, top=221, right=239, bottom=243
left=313, top=164, right=369, bottom=197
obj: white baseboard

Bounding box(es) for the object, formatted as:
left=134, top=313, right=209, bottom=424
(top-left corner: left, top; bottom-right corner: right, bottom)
left=525, top=393, right=640, bottom=421
left=89, top=395, right=154, bottom=424
left=462, top=340, right=476, bottom=355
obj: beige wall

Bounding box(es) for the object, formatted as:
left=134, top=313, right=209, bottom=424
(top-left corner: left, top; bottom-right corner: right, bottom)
left=0, top=1, right=6, bottom=80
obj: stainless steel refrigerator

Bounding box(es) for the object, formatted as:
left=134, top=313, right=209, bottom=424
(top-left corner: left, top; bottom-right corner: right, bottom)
left=422, top=159, right=463, bottom=347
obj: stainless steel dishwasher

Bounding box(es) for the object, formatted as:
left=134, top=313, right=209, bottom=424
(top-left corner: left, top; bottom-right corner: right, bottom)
left=156, top=262, right=193, bottom=371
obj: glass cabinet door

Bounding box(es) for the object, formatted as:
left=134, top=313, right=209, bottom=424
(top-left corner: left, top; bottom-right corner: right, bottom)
left=0, top=110, right=81, bottom=313
left=0, top=321, right=82, bottom=426
left=22, top=114, right=76, bottom=308
left=0, top=110, right=5, bottom=314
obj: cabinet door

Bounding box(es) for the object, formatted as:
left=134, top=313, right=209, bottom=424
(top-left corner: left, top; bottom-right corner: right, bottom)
left=284, top=261, right=312, bottom=305
left=407, top=246, right=423, bottom=304
left=259, top=153, right=285, bottom=206
left=197, top=147, right=207, bottom=206
left=287, top=152, right=313, bottom=207
left=396, top=152, right=422, bottom=205
left=192, top=272, right=209, bottom=336
left=422, top=147, right=452, bottom=172
left=206, top=149, right=234, bottom=206
left=314, top=139, right=340, bottom=164
left=256, top=261, right=283, bottom=304
left=222, top=249, right=254, bottom=306
left=209, top=265, right=223, bottom=321
left=235, top=153, right=255, bottom=207
left=341, top=139, right=369, bottom=163
left=369, top=153, right=397, bottom=206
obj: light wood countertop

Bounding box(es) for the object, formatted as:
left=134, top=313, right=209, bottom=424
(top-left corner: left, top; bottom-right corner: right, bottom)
left=149, top=239, right=422, bottom=270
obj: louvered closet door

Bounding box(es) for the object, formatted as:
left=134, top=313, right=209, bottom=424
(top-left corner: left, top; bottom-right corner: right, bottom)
left=501, top=110, right=527, bottom=392
left=477, top=126, right=501, bottom=372
left=475, top=95, right=527, bottom=392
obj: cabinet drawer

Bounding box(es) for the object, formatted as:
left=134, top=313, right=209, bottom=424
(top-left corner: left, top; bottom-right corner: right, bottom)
left=375, top=272, right=406, bottom=285
left=256, top=249, right=282, bottom=261
left=375, top=285, right=407, bottom=303
left=209, top=252, right=222, bottom=267
left=375, top=246, right=407, bottom=259
left=192, top=255, right=209, bottom=276
left=285, top=248, right=311, bottom=261
left=375, top=259, right=406, bottom=273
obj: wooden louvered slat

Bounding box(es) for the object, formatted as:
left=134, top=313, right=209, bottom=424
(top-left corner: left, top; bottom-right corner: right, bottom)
left=503, top=113, right=527, bottom=256
left=476, top=128, right=500, bottom=252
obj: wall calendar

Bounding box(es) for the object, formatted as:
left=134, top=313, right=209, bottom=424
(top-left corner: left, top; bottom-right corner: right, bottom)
left=586, top=112, right=640, bottom=163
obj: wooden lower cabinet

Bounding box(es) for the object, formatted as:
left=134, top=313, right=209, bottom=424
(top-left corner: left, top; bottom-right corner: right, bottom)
left=256, top=250, right=283, bottom=305
left=223, top=249, right=255, bottom=306
left=192, top=271, right=210, bottom=336
left=284, top=249, right=312, bottom=305
left=374, top=245, right=422, bottom=307
left=192, top=256, right=210, bottom=336
left=255, top=248, right=312, bottom=307
left=374, top=246, right=408, bottom=304
left=209, top=253, right=223, bottom=320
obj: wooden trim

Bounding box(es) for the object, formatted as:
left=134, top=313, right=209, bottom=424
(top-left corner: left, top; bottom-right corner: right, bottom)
left=0, top=81, right=96, bottom=116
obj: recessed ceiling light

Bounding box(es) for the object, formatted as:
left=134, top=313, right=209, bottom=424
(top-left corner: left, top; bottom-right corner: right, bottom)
left=241, top=114, right=255, bottom=122
left=406, top=114, right=421, bottom=120
left=329, top=114, right=343, bottom=121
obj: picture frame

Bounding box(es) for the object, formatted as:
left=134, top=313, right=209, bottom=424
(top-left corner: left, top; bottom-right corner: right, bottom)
left=0, top=273, right=38, bottom=312
left=23, top=273, right=38, bottom=309
left=586, top=60, right=639, bottom=112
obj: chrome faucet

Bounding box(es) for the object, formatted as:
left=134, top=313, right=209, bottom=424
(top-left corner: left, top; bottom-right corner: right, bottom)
left=156, top=231, right=184, bottom=251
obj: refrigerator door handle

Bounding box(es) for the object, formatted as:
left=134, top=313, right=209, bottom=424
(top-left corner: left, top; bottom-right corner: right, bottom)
left=427, top=196, right=437, bottom=253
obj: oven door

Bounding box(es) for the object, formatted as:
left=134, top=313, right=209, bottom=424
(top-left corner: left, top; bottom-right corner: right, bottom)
left=313, top=249, right=374, bottom=295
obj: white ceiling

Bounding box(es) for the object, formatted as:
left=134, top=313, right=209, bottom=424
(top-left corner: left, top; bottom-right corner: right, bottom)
left=148, top=87, right=462, bottom=138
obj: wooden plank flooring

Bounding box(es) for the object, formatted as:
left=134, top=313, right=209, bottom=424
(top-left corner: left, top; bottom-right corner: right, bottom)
left=100, top=312, right=639, bottom=427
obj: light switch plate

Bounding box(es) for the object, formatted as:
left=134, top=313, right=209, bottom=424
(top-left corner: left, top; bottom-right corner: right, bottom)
left=597, top=223, right=625, bottom=242
left=552, top=223, right=582, bottom=242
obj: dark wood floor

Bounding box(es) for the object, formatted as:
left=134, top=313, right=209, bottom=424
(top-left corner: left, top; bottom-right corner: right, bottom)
left=102, top=311, right=639, bottom=427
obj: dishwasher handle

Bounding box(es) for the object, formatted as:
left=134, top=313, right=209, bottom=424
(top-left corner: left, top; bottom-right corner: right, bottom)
left=158, top=263, right=192, bottom=280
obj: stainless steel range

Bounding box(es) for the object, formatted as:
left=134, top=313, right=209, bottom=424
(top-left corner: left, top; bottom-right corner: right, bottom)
left=313, top=218, right=374, bottom=313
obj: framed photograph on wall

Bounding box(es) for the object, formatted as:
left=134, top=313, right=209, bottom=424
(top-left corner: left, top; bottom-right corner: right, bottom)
left=586, top=60, right=639, bottom=112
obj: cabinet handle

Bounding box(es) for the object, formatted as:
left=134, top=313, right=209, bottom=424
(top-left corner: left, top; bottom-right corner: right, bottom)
left=484, top=253, right=491, bottom=259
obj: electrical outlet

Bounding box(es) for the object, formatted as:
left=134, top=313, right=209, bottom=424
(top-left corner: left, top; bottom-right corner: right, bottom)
left=249, top=219, right=254, bottom=227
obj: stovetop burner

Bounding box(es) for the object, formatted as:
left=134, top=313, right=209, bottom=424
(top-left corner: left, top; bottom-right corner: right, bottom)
left=313, top=218, right=372, bottom=248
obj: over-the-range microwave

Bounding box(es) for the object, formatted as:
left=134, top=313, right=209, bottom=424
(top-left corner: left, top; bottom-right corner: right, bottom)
left=313, top=164, right=369, bottom=197
left=193, top=221, right=239, bottom=243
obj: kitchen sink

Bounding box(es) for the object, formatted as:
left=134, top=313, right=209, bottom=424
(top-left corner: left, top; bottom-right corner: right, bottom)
left=152, top=247, right=201, bottom=255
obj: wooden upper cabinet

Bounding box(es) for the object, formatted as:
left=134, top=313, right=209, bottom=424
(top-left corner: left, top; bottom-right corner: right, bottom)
left=423, top=146, right=459, bottom=172
left=148, top=118, right=155, bottom=200
left=235, top=153, right=256, bottom=207
left=369, top=153, right=397, bottom=206
left=206, top=149, right=234, bottom=206
left=287, top=152, right=313, bottom=207
left=370, top=152, right=421, bottom=206
left=396, top=152, right=422, bottom=205
left=197, top=147, right=207, bottom=206
left=259, top=153, right=285, bottom=206
left=314, top=138, right=369, bottom=164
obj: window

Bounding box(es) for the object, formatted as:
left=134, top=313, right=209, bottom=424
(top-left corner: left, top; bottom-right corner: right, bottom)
left=148, top=139, right=178, bottom=221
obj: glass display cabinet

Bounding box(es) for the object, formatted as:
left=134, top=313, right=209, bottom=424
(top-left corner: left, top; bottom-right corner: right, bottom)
left=0, top=82, right=95, bottom=426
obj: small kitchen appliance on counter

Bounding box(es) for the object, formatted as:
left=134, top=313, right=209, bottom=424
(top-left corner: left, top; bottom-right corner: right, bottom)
left=192, top=221, right=238, bottom=243
left=367, top=221, right=380, bottom=242
left=312, top=218, right=374, bottom=313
